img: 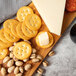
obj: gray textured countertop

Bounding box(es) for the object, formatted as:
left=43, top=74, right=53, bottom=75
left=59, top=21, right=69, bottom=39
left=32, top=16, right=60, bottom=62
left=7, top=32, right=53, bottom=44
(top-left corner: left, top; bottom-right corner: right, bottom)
left=34, top=19, right=76, bottom=76
left=0, top=0, right=76, bottom=76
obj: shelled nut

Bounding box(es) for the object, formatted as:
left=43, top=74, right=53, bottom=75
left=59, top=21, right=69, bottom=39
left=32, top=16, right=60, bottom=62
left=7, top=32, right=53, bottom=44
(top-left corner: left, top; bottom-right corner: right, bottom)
left=37, top=55, right=42, bottom=60
left=30, top=54, right=36, bottom=59
left=32, top=48, right=37, bottom=53
left=37, top=68, right=43, bottom=75
left=9, top=46, right=14, bottom=51
left=15, top=61, right=23, bottom=66
left=7, top=59, right=14, bottom=67
left=24, top=40, right=31, bottom=44
left=16, top=73, right=22, bottom=76
left=14, top=67, right=19, bottom=74
left=24, top=64, right=31, bottom=71
left=23, top=58, right=29, bottom=62
left=3, top=56, right=10, bottom=63
left=1, top=67, right=7, bottom=76
left=32, top=58, right=39, bottom=63
left=19, top=66, right=24, bottom=73
left=43, top=61, right=48, bottom=67
left=48, top=51, right=55, bottom=56
left=13, top=56, right=18, bottom=61
left=9, top=52, right=14, bottom=58
left=8, top=66, right=15, bottom=73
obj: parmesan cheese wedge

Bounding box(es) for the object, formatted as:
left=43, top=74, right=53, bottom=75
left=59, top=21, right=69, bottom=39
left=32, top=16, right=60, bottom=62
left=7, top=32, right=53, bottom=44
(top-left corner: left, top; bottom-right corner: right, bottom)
left=38, top=32, right=49, bottom=46
left=32, top=0, right=66, bottom=35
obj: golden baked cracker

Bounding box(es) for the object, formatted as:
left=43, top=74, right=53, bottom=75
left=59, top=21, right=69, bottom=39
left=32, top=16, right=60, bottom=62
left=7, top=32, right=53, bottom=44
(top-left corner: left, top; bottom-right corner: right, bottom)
left=13, top=41, right=32, bottom=60
left=25, top=14, right=41, bottom=30
left=4, top=31, right=19, bottom=42
left=0, top=45, right=12, bottom=49
left=11, top=20, right=20, bottom=38
left=36, top=31, right=54, bottom=48
left=0, top=40, right=9, bottom=49
left=0, top=29, right=11, bottom=43
left=0, top=49, right=8, bottom=59
left=0, top=40, right=13, bottom=49
left=16, top=23, right=30, bottom=40
left=15, top=17, right=19, bottom=21
left=17, top=6, right=34, bottom=22
left=3, top=19, right=18, bottom=33
left=0, top=45, right=7, bottom=49
left=22, top=22, right=38, bottom=38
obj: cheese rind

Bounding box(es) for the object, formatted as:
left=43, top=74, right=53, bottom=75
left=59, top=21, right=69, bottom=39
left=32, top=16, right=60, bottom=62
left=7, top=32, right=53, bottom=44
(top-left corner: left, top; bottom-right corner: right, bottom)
left=38, top=32, right=49, bottom=46
left=32, top=0, right=66, bottom=35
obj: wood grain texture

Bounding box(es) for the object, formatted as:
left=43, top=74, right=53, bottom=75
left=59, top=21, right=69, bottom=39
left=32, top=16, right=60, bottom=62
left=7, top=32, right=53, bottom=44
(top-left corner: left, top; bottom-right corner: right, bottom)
left=0, top=2, right=76, bottom=76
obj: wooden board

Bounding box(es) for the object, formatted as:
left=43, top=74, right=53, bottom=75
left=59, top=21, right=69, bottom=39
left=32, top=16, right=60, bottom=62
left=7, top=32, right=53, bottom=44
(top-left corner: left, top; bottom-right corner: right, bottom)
left=25, top=3, right=76, bottom=76
left=0, top=2, right=76, bottom=76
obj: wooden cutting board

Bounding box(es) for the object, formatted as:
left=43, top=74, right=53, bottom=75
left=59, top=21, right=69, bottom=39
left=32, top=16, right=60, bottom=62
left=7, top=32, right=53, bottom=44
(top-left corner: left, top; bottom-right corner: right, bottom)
left=0, top=2, right=76, bottom=76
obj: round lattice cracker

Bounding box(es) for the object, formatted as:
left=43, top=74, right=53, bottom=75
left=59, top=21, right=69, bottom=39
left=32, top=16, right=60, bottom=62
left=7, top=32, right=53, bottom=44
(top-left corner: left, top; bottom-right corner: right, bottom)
left=16, top=23, right=30, bottom=40
left=0, top=49, right=8, bottom=59
left=13, top=42, right=32, bottom=60
left=25, top=14, right=41, bottom=30
left=4, top=31, right=19, bottom=42
left=36, top=31, right=54, bottom=48
left=11, top=20, right=20, bottom=38
left=22, top=22, right=38, bottom=37
left=0, top=40, right=13, bottom=49
left=17, top=6, right=33, bottom=22
left=3, top=19, right=18, bottom=33
left=0, top=29, right=11, bottom=43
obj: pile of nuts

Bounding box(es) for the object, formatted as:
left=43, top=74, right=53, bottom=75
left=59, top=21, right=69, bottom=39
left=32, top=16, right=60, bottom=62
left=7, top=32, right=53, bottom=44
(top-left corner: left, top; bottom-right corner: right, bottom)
left=0, top=40, right=55, bottom=76
left=0, top=42, right=43, bottom=76
left=36, top=50, right=55, bottom=76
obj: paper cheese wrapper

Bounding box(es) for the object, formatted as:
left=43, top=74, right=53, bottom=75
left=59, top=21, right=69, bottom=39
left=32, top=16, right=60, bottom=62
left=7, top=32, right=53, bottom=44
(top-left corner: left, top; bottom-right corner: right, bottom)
left=32, top=0, right=66, bottom=35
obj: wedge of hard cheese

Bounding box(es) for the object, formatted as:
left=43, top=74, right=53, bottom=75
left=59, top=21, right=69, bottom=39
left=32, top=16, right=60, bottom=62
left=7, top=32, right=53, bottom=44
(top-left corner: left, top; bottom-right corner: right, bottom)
left=32, top=0, right=66, bottom=35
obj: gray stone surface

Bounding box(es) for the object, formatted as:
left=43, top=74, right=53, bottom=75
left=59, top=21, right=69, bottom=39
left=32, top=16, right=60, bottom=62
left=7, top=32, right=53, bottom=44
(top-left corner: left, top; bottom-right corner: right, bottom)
left=34, top=18, right=76, bottom=76
left=0, top=0, right=76, bottom=76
